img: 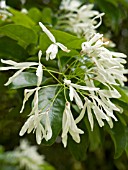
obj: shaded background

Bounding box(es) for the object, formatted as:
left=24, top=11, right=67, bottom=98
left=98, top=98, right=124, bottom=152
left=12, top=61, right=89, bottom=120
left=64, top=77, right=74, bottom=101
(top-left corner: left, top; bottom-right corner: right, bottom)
left=0, top=0, right=128, bottom=170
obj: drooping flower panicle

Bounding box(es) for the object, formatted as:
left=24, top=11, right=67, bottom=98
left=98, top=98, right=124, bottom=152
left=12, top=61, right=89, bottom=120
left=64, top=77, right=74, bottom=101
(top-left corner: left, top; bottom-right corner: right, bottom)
left=0, top=1, right=127, bottom=149
left=62, top=102, right=84, bottom=147
left=59, top=0, right=104, bottom=38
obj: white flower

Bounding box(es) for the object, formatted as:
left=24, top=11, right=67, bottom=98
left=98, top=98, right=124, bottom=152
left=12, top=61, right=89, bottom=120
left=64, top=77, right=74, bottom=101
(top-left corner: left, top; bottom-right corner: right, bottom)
left=64, top=79, right=99, bottom=91
left=36, top=50, right=43, bottom=87
left=58, top=2, right=104, bottom=38
left=21, top=8, right=28, bottom=14
left=60, top=0, right=81, bottom=11
left=13, top=139, right=44, bottom=170
left=20, top=0, right=26, bottom=5
left=64, top=79, right=99, bottom=109
left=0, top=59, right=38, bottom=86
left=20, top=86, right=40, bottom=116
left=19, top=110, right=52, bottom=144
left=81, top=33, right=108, bottom=55
left=81, top=33, right=127, bottom=86
left=39, top=22, right=70, bottom=60
left=20, top=55, right=42, bottom=113
left=20, top=87, right=38, bottom=113
left=0, top=0, right=12, bottom=20
left=82, top=77, right=123, bottom=130
left=75, top=101, right=88, bottom=124
left=61, top=102, right=84, bottom=147
left=69, top=85, right=83, bottom=109
left=0, top=0, right=8, bottom=9
left=20, top=83, right=52, bottom=144
left=0, top=9, right=12, bottom=20
left=78, top=4, right=99, bottom=18
left=0, top=50, right=43, bottom=86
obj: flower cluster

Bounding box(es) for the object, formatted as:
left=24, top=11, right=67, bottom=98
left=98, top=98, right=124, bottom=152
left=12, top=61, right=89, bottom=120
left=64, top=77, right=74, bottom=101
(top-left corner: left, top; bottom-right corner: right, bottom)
left=0, top=0, right=12, bottom=20
left=0, top=2, right=127, bottom=148
left=58, top=0, right=104, bottom=39
left=9, top=140, right=45, bottom=170
left=0, top=22, right=70, bottom=145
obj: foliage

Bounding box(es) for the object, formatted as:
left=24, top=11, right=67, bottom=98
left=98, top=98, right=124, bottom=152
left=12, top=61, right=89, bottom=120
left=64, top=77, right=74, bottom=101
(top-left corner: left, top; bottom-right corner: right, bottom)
left=0, top=139, right=55, bottom=170
left=0, top=0, right=128, bottom=170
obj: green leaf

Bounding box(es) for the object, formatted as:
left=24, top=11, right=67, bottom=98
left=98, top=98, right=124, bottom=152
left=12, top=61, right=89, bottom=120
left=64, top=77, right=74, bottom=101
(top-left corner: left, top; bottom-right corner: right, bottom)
left=95, top=0, right=121, bottom=32
left=0, top=146, right=4, bottom=154
left=10, top=72, right=53, bottom=89
left=115, top=113, right=127, bottom=126
left=112, top=99, right=128, bottom=116
left=39, top=33, right=51, bottom=53
left=125, top=127, right=128, bottom=156
left=105, top=121, right=127, bottom=158
left=0, top=24, right=38, bottom=48
left=28, top=8, right=42, bottom=23
left=114, top=86, right=128, bottom=103
left=41, top=8, right=53, bottom=24
left=58, top=49, right=79, bottom=58
left=10, top=72, right=37, bottom=89
left=0, top=36, right=28, bottom=60
left=9, top=8, right=35, bottom=28
left=51, top=30, right=84, bottom=49
left=40, top=163, right=56, bottom=170
left=68, top=121, right=89, bottom=161
left=38, top=86, right=65, bottom=145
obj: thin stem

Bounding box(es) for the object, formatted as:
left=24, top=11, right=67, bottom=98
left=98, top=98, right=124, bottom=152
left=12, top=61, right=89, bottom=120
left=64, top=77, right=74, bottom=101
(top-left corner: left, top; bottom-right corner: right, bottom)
left=40, top=84, right=62, bottom=89
left=50, top=87, right=64, bottom=108
left=64, top=85, right=68, bottom=102
left=43, top=66, right=62, bottom=84
left=43, top=68, right=64, bottom=75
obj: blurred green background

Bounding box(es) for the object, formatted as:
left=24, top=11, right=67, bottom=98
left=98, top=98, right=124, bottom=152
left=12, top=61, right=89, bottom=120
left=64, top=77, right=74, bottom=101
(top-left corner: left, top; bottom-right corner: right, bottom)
left=0, top=0, right=128, bottom=170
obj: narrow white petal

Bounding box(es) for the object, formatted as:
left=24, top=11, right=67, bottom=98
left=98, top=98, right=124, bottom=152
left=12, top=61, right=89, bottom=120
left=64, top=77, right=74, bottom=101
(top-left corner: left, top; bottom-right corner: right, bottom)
left=69, top=85, right=74, bottom=101
left=56, top=42, right=70, bottom=53
left=99, top=88, right=121, bottom=98
left=15, top=62, right=38, bottom=68
left=0, top=66, right=17, bottom=71
left=36, top=63, right=43, bottom=87
left=62, top=134, right=68, bottom=148
left=62, top=103, right=71, bottom=136
left=39, top=22, right=56, bottom=43
left=72, top=83, right=99, bottom=91
left=92, top=13, right=105, bottom=29
left=46, top=52, right=50, bottom=61
left=31, top=89, right=40, bottom=116
left=111, top=52, right=127, bottom=58
left=69, top=130, right=81, bottom=143
left=87, top=101, right=94, bottom=131
left=89, top=33, right=103, bottom=45
left=1, top=59, right=38, bottom=68
left=19, top=116, right=34, bottom=136
left=45, top=112, right=52, bottom=141
left=93, top=105, right=108, bottom=127
left=1, top=59, right=17, bottom=65
left=75, top=101, right=87, bottom=124
left=38, top=50, right=42, bottom=59
left=107, top=117, right=114, bottom=128
left=20, top=88, right=36, bottom=113
left=62, top=102, right=84, bottom=147
left=36, top=124, right=42, bottom=145
left=27, top=121, right=35, bottom=133
left=19, top=123, right=29, bottom=136
left=4, top=68, right=25, bottom=86
left=73, top=88, right=83, bottom=109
